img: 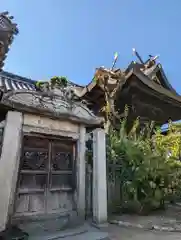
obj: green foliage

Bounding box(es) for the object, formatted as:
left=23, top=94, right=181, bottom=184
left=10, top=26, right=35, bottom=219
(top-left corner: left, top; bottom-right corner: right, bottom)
left=36, top=76, right=68, bottom=90
left=107, top=107, right=181, bottom=214
left=50, top=76, right=68, bottom=88
left=35, top=81, right=45, bottom=88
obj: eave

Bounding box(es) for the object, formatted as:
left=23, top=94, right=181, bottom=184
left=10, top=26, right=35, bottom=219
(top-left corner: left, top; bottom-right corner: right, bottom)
left=0, top=71, right=36, bottom=92
left=119, top=69, right=181, bottom=124
left=157, top=64, right=178, bottom=94
left=131, top=67, right=181, bottom=106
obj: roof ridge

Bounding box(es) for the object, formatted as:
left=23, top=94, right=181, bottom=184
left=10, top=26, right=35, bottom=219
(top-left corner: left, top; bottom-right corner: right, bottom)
left=0, top=71, right=35, bottom=84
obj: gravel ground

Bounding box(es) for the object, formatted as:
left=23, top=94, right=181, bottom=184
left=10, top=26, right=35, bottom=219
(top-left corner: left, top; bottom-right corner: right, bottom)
left=102, top=224, right=181, bottom=240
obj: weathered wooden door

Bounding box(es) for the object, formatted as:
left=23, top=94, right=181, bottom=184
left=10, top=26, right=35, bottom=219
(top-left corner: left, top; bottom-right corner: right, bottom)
left=14, top=135, right=76, bottom=219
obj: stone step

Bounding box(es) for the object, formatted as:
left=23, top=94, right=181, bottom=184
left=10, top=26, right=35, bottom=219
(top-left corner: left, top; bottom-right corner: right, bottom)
left=15, top=211, right=83, bottom=233
left=0, top=223, right=110, bottom=240
left=27, top=223, right=110, bottom=240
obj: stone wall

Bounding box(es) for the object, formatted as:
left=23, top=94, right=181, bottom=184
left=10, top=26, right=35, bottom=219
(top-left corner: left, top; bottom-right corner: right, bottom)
left=23, top=113, right=79, bottom=133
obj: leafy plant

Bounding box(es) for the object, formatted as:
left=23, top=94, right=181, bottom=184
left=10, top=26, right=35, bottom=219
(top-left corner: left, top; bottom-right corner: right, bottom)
left=50, top=76, right=68, bottom=88
left=107, top=107, right=181, bottom=214
left=36, top=76, right=68, bottom=91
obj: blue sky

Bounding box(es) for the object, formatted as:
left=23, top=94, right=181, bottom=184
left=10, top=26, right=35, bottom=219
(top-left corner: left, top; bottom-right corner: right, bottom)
left=1, top=0, right=181, bottom=93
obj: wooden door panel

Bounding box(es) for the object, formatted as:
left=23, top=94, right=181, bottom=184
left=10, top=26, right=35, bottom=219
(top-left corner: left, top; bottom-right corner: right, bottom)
left=47, top=139, right=75, bottom=213
left=14, top=135, right=76, bottom=218
left=21, top=151, right=48, bottom=171
left=50, top=174, right=73, bottom=190
left=15, top=195, right=30, bottom=214
left=29, top=194, right=45, bottom=212
left=19, top=174, right=46, bottom=191
left=51, top=140, right=73, bottom=171
left=15, top=193, right=45, bottom=214
left=47, top=192, right=74, bottom=213
left=23, top=135, right=49, bottom=149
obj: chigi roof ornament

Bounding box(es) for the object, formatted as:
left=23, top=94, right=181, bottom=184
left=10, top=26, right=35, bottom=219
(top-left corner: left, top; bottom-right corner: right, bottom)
left=132, top=48, right=160, bottom=69
left=132, top=48, right=144, bottom=64
left=0, top=11, right=18, bottom=70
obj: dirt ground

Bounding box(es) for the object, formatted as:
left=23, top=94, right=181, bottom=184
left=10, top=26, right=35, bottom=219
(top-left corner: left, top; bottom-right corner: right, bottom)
left=103, top=224, right=181, bottom=240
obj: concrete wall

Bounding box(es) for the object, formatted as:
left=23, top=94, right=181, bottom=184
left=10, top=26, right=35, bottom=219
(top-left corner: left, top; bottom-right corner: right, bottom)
left=0, top=111, right=23, bottom=231
left=23, top=113, right=79, bottom=133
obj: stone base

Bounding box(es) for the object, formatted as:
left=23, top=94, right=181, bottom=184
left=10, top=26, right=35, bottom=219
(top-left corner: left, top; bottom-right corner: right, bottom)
left=14, top=211, right=83, bottom=234
left=15, top=222, right=110, bottom=240
left=91, top=221, right=109, bottom=229
left=0, top=225, right=28, bottom=240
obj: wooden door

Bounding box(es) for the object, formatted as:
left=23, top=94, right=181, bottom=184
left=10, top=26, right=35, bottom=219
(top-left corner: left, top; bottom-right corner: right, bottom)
left=14, top=135, right=76, bottom=219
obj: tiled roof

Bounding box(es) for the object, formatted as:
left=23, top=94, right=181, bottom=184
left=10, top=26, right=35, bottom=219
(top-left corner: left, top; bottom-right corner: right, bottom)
left=0, top=71, right=36, bottom=92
